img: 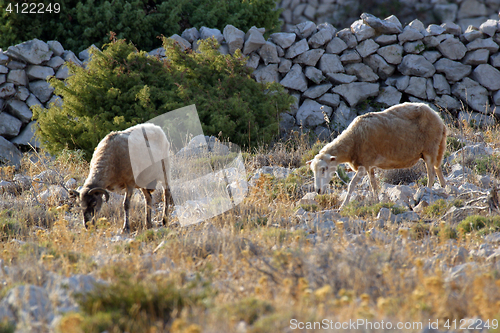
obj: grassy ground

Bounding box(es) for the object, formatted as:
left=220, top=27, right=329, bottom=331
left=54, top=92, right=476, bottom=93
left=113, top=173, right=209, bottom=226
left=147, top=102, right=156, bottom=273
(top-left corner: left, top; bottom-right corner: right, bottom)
left=0, top=118, right=500, bottom=333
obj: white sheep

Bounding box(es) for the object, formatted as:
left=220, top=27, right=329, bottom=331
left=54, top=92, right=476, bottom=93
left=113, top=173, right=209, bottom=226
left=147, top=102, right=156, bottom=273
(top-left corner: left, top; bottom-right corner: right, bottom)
left=70, top=123, right=172, bottom=233
left=307, top=102, right=447, bottom=209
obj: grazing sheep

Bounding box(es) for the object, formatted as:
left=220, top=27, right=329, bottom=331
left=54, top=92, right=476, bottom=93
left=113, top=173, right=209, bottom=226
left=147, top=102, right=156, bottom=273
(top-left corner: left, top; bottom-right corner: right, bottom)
left=70, top=123, right=173, bottom=233
left=307, top=102, right=447, bottom=209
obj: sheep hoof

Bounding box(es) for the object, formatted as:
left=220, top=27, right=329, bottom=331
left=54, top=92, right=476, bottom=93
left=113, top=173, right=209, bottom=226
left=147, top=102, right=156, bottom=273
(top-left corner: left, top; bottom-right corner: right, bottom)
left=120, top=227, right=130, bottom=234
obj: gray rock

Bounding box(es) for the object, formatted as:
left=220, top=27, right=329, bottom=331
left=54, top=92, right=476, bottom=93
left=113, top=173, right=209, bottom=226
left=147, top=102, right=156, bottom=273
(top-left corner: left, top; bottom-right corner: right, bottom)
left=0, top=65, right=7, bottom=74
left=6, top=60, right=26, bottom=69
left=433, top=74, right=451, bottom=95
left=317, top=93, right=340, bottom=107
left=364, top=54, right=395, bottom=79
left=377, top=44, right=403, bottom=65
left=437, top=37, right=467, bottom=60
left=405, top=76, right=427, bottom=99
left=403, top=40, right=425, bottom=54
left=326, top=37, right=348, bottom=54
left=376, top=86, right=401, bottom=106
left=314, top=126, right=331, bottom=141
left=303, top=83, right=332, bottom=99
left=308, top=29, right=333, bottom=48
left=296, top=99, right=332, bottom=127
left=361, top=13, right=402, bottom=34
left=47, top=40, right=64, bottom=56
left=5, top=39, right=52, bottom=65
left=351, top=19, right=376, bottom=42
left=441, top=21, right=461, bottom=36
left=0, top=111, right=24, bottom=140
left=243, top=29, right=266, bottom=54
left=463, top=49, right=489, bottom=65
left=293, top=49, right=324, bottom=66
left=245, top=53, right=260, bottom=69
left=397, top=54, right=435, bottom=77
left=452, top=78, right=490, bottom=113
left=46, top=95, right=62, bottom=108
left=252, top=64, right=279, bottom=83
left=259, top=42, right=279, bottom=65
left=16, top=86, right=29, bottom=101
left=458, top=110, right=495, bottom=126
left=467, top=37, right=499, bottom=52
left=392, top=211, right=420, bottom=224
left=26, top=93, right=43, bottom=109
left=462, top=25, right=483, bottom=42
left=46, top=56, right=65, bottom=70
left=0, top=135, right=22, bottom=168
left=29, top=80, right=54, bottom=103
left=435, top=95, right=462, bottom=111
left=457, top=0, right=487, bottom=19
left=200, top=27, right=223, bottom=43
left=337, top=28, right=357, bottom=48
left=56, top=64, right=70, bottom=80
left=280, top=113, right=295, bottom=132
left=383, top=184, right=415, bottom=208
left=491, top=53, right=500, bottom=67
left=7, top=69, right=27, bottom=86
left=0, top=83, right=16, bottom=99
left=270, top=32, right=296, bottom=49
left=0, top=74, right=4, bottom=85
left=408, top=19, right=425, bottom=33
left=332, top=82, right=379, bottom=107
left=317, top=22, right=336, bottom=35
left=332, top=101, right=357, bottom=130
left=11, top=121, right=40, bottom=148
left=181, top=27, right=200, bottom=43
left=63, top=51, right=83, bottom=67
left=223, top=25, right=245, bottom=55
left=345, top=63, right=378, bottom=82
left=480, top=19, right=498, bottom=37
left=169, top=34, right=191, bottom=51
left=374, top=34, right=398, bottom=46
left=0, top=52, right=7, bottom=65
left=471, top=64, right=500, bottom=90
left=355, top=38, right=379, bottom=58
left=26, top=65, right=55, bottom=80
left=149, top=47, right=165, bottom=57
left=280, top=64, right=308, bottom=92
left=304, top=66, right=325, bottom=84
left=78, top=44, right=99, bottom=63
left=326, top=72, right=357, bottom=86
left=319, top=53, right=344, bottom=73
left=278, top=58, right=292, bottom=73
left=426, top=24, right=446, bottom=36
left=340, top=50, right=362, bottom=64
left=395, top=75, right=410, bottom=91
left=422, top=51, right=441, bottom=63
left=293, top=21, right=317, bottom=39
left=285, top=39, right=309, bottom=59
left=434, top=58, right=471, bottom=81
left=398, top=26, right=424, bottom=43
left=6, top=100, right=32, bottom=123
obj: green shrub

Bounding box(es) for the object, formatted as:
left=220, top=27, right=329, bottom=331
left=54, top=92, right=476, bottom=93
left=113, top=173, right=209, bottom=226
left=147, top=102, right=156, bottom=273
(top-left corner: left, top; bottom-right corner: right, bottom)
left=0, top=0, right=282, bottom=53
left=226, top=297, right=274, bottom=325
left=474, top=154, right=500, bottom=177
left=457, top=215, right=500, bottom=235
left=34, top=37, right=293, bottom=160
left=341, top=201, right=406, bottom=218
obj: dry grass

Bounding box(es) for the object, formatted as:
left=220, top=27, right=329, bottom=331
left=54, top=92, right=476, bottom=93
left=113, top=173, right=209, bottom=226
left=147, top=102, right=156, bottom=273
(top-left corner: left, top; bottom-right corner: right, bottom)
left=0, top=117, right=500, bottom=332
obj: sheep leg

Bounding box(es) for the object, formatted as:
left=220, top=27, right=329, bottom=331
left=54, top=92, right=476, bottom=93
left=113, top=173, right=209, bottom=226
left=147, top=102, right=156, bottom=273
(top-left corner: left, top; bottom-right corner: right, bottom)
left=368, top=167, right=378, bottom=200
left=340, top=166, right=366, bottom=210
left=162, top=186, right=173, bottom=226
left=141, top=188, right=154, bottom=230
left=121, top=187, right=133, bottom=233
left=424, top=155, right=436, bottom=203
left=435, top=166, right=446, bottom=188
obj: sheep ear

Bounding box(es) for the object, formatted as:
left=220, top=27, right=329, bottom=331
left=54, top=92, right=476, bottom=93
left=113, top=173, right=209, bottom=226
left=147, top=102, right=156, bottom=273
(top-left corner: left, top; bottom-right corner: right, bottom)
left=69, top=189, right=80, bottom=200
left=330, top=156, right=336, bottom=162
left=306, top=160, right=312, bottom=165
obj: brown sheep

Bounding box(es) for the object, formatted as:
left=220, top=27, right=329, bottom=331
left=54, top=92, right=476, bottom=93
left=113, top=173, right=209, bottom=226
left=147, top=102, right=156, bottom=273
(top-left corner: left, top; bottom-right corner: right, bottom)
left=307, top=102, right=447, bottom=209
left=70, top=123, right=173, bottom=233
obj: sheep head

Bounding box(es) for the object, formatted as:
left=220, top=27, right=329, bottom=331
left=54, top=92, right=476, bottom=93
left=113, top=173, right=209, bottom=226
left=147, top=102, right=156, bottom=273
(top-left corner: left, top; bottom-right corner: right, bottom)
left=306, top=153, right=338, bottom=194
left=70, top=187, right=110, bottom=228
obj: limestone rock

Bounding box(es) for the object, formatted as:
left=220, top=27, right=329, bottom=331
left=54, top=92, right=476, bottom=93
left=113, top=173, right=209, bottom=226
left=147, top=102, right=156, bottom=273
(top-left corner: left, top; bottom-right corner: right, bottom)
left=397, top=54, right=435, bottom=77
left=278, top=58, right=292, bottom=73
left=458, top=110, right=495, bottom=127
left=47, top=40, right=64, bottom=56
left=325, top=37, right=347, bottom=54
left=376, top=86, right=402, bottom=106
left=7, top=69, right=27, bottom=86
left=437, top=37, right=467, bottom=60
left=303, top=83, right=333, bottom=99
left=452, top=77, right=490, bottom=113
left=6, top=100, right=32, bottom=123
left=181, top=27, right=200, bottom=43
left=377, top=44, right=403, bottom=65
left=0, top=112, right=22, bottom=138
left=355, top=39, right=379, bottom=58
left=200, top=27, right=223, bottom=43
left=5, top=39, right=52, bottom=65
left=360, top=13, right=402, bottom=34
left=16, top=86, right=29, bottom=101
left=422, top=51, right=441, bottom=63
left=332, top=101, right=357, bottom=130
left=270, top=32, right=296, bottom=49
left=243, top=29, right=266, bottom=55
left=293, top=49, right=324, bottom=66
left=340, top=50, right=362, bottom=64
left=29, top=80, right=54, bottom=103
left=364, top=54, right=395, bottom=79
left=304, top=66, right=325, bottom=84
left=434, top=58, right=471, bottom=81
left=223, top=25, right=245, bottom=54
left=63, top=51, right=83, bottom=67
left=326, top=73, right=357, bottom=84
left=351, top=19, right=376, bottom=42
left=345, top=63, right=379, bottom=82
left=308, top=29, right=333, bottom=48
left=259, top=42, right=279, bottom=65
left=46, top=56, right=65, bottom=70
left=374, top=34, right=398, bottom=46
left=433, top=74, right=451, bottom=95
left=293, top=21, right=317, bottom=39
left=457, top=0, right=487, bottom=19
left=332, top=82, right=379, bottom=106
left=296, top=99, right=332, bottom=127
left=285, top=39, right=309, bottom=59
left=26, top=65, right=55, bottom=80
left=471, top=64, right=500, bottom=90
left=0, top=135, right=22, bottom=169
left=398, top=26, right=424, bottom=43
left=466, top=37, right=499, bottom=52
left=435, top=95, right=462, bottom=111
left=169, top=34, right=191, bottom=51
left=337, top=28, right=357, bottom=48
left=319, top=54, right=344, bottom=74
left=317, top=93, right=340, bottom=107
left=11, top=121, right=40, bottom=148
left=280, top=64, right=308, bottom=92
left=252, top=64, right=280, bottom=83
left=405, top=76, right=427, bottom=99
left=0, top=83, right=16, bottom=99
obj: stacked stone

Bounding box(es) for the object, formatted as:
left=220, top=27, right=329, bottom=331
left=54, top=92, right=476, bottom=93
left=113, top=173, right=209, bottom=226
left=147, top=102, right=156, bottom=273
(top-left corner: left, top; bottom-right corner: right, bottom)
left=278, top=0, right=500, bottom=35
left=0, top=39, right=85, bottom=167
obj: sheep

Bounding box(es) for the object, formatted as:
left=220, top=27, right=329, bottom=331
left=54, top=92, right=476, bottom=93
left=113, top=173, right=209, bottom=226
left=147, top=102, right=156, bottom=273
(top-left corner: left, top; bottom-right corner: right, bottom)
left=70, top=123, right=173, bottom=233
left=307, top=102, right=447, bottom=209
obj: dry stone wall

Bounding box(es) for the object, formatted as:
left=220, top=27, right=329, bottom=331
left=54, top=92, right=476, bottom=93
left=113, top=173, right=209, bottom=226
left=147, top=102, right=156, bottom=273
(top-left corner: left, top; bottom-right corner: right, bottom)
left=278, top=0, right=500, bottom=35
left=2, top=13, right=500, bottom=167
